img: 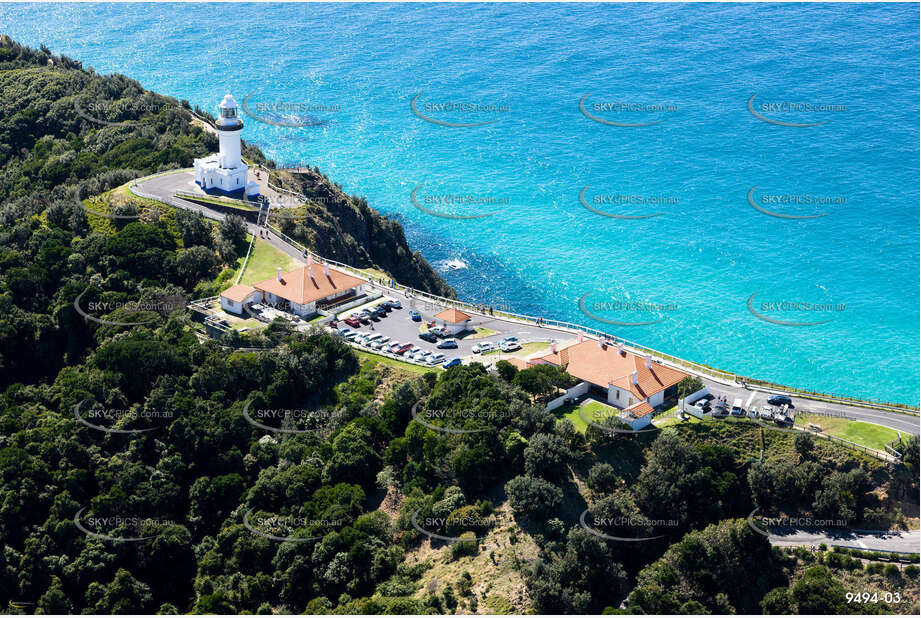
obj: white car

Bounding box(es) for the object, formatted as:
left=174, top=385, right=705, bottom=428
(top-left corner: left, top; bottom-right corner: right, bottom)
left=759, top=405, right=775, bottom=420
left=428, top=352, right=445, bottom=365
left=370, top=337, right=391, bottom=350
left=411, top=350, right=428, bottom=362
left=500, top=341, right=521, bottom=352
left=472, top=341, right=496, bottom=354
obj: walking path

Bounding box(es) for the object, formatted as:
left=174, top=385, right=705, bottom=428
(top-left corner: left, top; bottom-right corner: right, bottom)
left=131, top=170, right=919, bottom=437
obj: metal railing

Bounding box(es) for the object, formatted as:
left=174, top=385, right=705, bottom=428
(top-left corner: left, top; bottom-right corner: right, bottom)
left=132, top=169, right=917, bottom=413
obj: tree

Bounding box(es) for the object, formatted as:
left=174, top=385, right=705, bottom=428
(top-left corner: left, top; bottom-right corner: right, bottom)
left=794, top=432, right=814, bottom=459
left=175, top=245, right=220, bottom=289
left=505, top=475, right=563, bottom=519
left=790, top=566, right=847, bottom=614
left=523, top=433, right=571, bottom=482
left=676, top=375, right=704, bottom=399
left=495, top=359, right=518, bottom=382
left=586, top=462, right=618, bottom=494
left=216, top=215, right=247, bottom=260
left=760, top=587, right=793, bottom=614
left=175, top=209, right=213, bottom=247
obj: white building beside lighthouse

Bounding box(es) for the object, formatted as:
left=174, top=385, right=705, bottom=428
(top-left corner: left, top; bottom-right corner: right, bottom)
left=193, top=94, right=259, bottom=197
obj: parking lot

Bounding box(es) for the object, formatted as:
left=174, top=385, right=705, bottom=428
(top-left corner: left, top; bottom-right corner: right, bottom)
left=328, top=290, right=573, bottom=369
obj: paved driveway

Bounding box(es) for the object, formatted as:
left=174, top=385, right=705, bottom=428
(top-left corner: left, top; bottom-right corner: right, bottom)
left=334, top=290, right=573, bottom=364
left=134, top=170, right=919, bottom=434
left=767, top=528, right=920, bottom=554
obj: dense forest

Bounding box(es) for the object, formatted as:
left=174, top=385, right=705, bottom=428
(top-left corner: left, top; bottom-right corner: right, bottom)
left=0, top=37, right=918, bottom=615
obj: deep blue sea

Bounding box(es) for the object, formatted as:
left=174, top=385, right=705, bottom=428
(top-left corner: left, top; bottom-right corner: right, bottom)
left=2, top=3, right=918, bottom=404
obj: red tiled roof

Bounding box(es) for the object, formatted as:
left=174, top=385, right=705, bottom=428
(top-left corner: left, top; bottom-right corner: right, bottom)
left=435, top=308, right=471, bottom=323
left=505, top=358, right=529, bottom=370
left=220, top=284, right=256, bottom=303
left=254, top=265, right=365, bottom=306
left=536, top=340, right=689, bottom=400
left=621, top=401, right=655, bottom=419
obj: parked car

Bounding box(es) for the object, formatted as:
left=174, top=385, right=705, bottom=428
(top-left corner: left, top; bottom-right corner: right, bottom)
left=712, top=402, right=729, bottom=417
left=428, top=353, right=445, bottom=365
left=429, top=326, right=448, bottom=338
left=371, top=337, right=391, bottom=350
left=472, top=341, right=496, bottom=354
left=767, top=394, right=793, bottom=407
left=387, top=342, right=403, bottom=354
left=442, top=358, right=462, bottom=369
left=419, top=331, right=438, bottom=343
left=759, top=405, right=775, bottom=420
left=396, top=343, right=414, bottom=355
left=337, top=326, right=351, bottom=335
left=371, top=305, right=387, bottom=317
left=343, top=332, right=359, bottom=341
left=327, top=320, right=338, bottom=329
left=409, top=310, right=421, bottom=321
left=499, top=336, right=518, bottom=345
left=437, top=338, right=458, bottom=349
left=411, top=349, right=429, bottom=362
left=344, top=316, right=361, bottom=328
left=730, top=398, right=745, bottom=416
left=500, top=341, right=521, bottom=352
left=692, top=399, right=709, bottom=414
left=388, top=299, right=402, bottom=309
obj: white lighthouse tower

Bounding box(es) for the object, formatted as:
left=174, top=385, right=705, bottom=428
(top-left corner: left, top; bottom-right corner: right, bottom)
left=193, top=94, right=259, bottom=197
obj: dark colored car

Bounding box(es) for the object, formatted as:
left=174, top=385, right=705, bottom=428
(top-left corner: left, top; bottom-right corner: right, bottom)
left=396, top=343, right=414, bottom=355
left=767, top=395, right=793, bottom=407
left=437, top=339, right=458, bottom=349
left=409, top=310, right=421, bottom=321
left=419, top=331, right=438, bottom=343
left=442, top=358, right=462, bottom=369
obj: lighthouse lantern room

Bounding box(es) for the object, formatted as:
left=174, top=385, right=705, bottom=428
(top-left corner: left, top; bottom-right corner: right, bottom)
left=193, top=94, right=259, bottom=197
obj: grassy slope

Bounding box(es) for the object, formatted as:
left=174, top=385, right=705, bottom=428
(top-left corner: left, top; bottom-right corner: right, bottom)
left=236, top=238, right=303, bottom=286
left=795, top=412, right=900, bottom=452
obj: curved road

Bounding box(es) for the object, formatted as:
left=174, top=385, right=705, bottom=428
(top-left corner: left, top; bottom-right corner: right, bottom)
left=133, top=171, right=919, bottom=437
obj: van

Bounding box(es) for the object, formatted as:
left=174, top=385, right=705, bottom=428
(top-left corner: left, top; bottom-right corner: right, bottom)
left=730, top=398, right=745, bottom=416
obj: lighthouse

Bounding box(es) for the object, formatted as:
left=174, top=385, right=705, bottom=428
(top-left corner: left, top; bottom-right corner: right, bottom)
left=193, top=94, right=259, bottom=197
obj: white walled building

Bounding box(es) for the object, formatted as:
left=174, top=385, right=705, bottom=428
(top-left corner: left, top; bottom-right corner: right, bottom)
left=194, top=94, right=260, bottom=197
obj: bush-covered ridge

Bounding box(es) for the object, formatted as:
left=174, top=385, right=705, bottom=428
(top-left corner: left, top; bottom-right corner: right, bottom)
left=0, top=36, right=917, bottom=615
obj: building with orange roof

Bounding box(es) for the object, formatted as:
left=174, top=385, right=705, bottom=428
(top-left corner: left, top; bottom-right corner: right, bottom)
left=532, top=339, right=689, bottom=429
left=434, top=308, right=472, bottom=335
left=219, top=264, right=366, bottom=317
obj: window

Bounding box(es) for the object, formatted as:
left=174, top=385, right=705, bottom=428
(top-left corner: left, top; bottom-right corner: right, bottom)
left=221, top=107, right=236, bottom=119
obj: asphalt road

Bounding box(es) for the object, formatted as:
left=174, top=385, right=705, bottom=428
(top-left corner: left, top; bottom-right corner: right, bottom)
left=334, top=287, right=574, bottom=364
left=766, top=527, right=920, bottom=554
left=699, top=378, right=919, bottom=436
left=134, top=171, right=920, bottom=436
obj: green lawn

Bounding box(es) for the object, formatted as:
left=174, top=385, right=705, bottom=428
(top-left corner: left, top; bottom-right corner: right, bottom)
left=354, top=350, right=438, bottom=376
left=794, top=413, right=900, bottom=452
left=555, top=400, right=621, bottom=434
left=483, top=341, right=551, bottom=357
left=237, top=238, right=303, bottom=286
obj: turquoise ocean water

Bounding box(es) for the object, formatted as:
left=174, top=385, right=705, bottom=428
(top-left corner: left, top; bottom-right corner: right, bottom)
left=1, top=2, right=918, bottom=404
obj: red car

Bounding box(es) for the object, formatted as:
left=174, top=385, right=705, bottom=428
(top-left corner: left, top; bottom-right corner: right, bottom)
left=344, top=316, right=361, bottom=328
left=396, top=343, right=414, bottom=356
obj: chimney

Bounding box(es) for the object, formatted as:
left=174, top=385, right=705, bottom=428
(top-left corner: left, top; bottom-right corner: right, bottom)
left=308, top=265, right=314, bottom=279
left=324, top=263, right=330, bottom=277
left=276, top=267, right=282, bottom=281
left=618, top=342, right=624, bottom=355
left=307, top=255, right=313, bottom=266
left=632, top=371, right=638, bottom=385
left=550, top=342, right=557, bottom=354
left=645, top=355, right=653, bottom=369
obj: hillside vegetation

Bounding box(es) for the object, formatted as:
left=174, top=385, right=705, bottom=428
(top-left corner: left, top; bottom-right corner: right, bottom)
left=0, top=37, right=917, bottom=615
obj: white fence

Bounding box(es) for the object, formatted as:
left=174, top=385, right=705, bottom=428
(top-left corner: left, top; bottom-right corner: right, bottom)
left=547, top=381, right=590, bottom=412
